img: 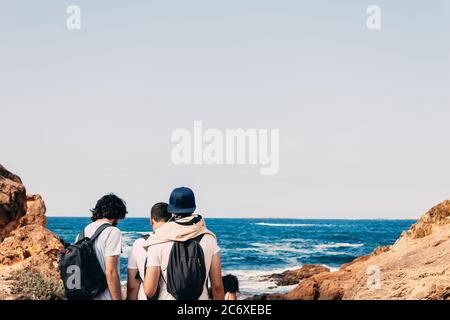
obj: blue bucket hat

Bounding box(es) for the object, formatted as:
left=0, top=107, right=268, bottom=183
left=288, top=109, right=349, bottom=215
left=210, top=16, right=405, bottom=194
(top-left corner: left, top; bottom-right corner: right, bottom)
left=167, top=187, right=196, bottom=216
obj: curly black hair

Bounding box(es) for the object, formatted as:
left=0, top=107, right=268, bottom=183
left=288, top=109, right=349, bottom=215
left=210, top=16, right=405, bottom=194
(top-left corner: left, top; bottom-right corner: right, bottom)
left=222, top=274, right=239, bottom=293
left=91, top=193, right=128, bottom=222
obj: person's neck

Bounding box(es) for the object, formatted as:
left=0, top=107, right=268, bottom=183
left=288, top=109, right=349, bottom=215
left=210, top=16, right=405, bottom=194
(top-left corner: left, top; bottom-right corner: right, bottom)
left=96, top=218, right=115, bottom=224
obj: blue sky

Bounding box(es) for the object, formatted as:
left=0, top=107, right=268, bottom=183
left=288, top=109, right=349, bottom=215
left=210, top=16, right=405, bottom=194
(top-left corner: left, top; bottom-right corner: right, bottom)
left=1, top=1, right=449, bottom=218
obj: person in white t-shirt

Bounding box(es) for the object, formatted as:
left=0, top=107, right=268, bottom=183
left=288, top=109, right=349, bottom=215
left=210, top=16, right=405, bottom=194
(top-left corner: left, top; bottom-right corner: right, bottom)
left=126, top=202, right=171, bottom=300
left=75, top=193, right=127, bottom=300
left=143, top=187, right=225, bottom=300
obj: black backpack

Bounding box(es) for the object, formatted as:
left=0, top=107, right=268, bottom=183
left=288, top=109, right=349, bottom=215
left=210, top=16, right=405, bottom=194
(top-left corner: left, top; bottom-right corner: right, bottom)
left=165, top=232, right=207, bottom=300
left=58, top=223, right=112, bottom=300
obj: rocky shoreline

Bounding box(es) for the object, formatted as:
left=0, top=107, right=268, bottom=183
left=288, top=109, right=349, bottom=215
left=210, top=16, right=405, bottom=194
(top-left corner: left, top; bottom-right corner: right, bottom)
left=248, top=201, right=450, bottom=300
left=264, top=264, right=330, bottom=286
left=1, top=164, right=449, bottom=300
left=0, top=165, right=63, bottom=299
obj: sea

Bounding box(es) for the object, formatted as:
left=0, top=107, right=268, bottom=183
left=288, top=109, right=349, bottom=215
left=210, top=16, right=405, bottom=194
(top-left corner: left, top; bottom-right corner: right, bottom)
left=48, top=217, right=415, bottom=298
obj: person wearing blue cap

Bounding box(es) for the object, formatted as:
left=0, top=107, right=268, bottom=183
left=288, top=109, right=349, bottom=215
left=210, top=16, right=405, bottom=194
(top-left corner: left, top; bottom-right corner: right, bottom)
left=167, top=187, right=197, bottom=216
left=143, top=187, right=225, bottom=300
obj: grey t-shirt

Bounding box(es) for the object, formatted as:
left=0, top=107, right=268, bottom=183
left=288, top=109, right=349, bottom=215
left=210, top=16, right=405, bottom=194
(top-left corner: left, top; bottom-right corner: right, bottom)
left=76, top=220, right=122, bottom=300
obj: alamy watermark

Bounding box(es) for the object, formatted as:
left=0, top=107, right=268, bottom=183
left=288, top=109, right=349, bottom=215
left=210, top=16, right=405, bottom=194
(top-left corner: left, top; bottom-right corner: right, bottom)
left=367, top=5, right=382, bottom=30
left=366, top=265, right=381, bottom=289
left=66, top=5, right=81, bottom=30
left=65, top=265, right=81, bottom=289
left=171, top=121, right=280, bottom=175
left=64, top=5, right=380, bottom=31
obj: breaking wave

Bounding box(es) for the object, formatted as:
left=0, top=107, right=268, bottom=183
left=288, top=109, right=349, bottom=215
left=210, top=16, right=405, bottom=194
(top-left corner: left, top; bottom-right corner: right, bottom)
left=254, top=222, right=328, bottom=227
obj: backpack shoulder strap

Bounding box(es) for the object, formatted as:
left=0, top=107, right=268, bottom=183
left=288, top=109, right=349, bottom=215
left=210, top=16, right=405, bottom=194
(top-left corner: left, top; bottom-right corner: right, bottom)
left=79, top=228, right=85, bottom=241
left=135, top=256, right=148, bottom=282
left=90, top=223, right=113, bottom=241
left=174, top=215, right=203, bottom=226
left=190, top=233, right=205, bottom=243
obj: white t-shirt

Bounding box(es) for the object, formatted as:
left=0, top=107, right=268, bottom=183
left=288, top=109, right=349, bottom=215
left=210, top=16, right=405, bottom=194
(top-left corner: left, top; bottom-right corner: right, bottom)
left=146, top=234, right=220, bottom=300
left=76, top=220, right=122, bottom=300
left=127, top=236, right=149, bottom=300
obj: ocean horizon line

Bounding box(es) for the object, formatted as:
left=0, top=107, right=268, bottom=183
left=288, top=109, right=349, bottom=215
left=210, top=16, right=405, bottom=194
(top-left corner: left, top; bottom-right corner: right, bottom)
left=47, top=215, right=418, bottom=221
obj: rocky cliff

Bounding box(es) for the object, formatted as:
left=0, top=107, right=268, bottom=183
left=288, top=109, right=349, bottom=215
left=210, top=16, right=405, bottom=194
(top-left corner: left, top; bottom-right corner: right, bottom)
left=284, top=201, right=450, bottom=300
left=0, top=165, right=63, bottom=299
left=0, top=165, right=27, bottom=243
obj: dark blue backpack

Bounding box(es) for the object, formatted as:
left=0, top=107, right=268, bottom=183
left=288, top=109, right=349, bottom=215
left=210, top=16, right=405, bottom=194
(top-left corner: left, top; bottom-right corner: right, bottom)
left=165, top=216, right=207, bottom=300
left=58, top=223, right=112, bottom=300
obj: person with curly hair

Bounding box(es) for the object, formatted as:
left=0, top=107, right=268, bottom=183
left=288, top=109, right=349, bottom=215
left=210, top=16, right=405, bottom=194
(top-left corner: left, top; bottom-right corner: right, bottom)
left=76, top=193, right=128, bottom=300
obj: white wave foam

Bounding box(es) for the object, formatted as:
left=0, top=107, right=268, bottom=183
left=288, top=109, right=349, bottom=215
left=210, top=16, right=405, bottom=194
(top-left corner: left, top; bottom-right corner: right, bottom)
left=232, top=241, right=361, bottom=262
left=234, top=247, right=263, bottom=252
left=120, top=234, right=137, bottom=258
left=248, top=242, right=314, bottom=254
left=254, top=222, right=325, bottom=227
left=122, top=231, right=149, bottom=235
left=223, top=264, right=334, bottom=299
left=329, top=266, right=339, bottom=272
left=314, top=243, right=363, bottom=250
left=250, top=242, right=273, bottom=247
left=284, top=238, right=308, bottom=243
left=222, top=268, right=296, bottom=299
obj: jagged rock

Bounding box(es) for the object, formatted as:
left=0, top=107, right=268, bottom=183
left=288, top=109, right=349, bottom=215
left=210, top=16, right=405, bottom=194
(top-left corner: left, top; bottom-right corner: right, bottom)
left=0, top=165, right=27, bottom=242
left=285, top=200, right=450, bottom=300
left=19, top=194, right=48, bottom=227
left=400, top=200, right=450, bottom=240
left=0, top=165, right=64, bottom=297
left=0, top=224, right=62, bottom=276
left=265, top=264, right=330, bottom=286
left=0, top=165, right=23, bottom=184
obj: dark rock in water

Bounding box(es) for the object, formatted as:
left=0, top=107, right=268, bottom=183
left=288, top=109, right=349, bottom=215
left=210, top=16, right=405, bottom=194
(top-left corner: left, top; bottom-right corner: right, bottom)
left=265, top=264, right=330, bottom=286
left=245, top=293, right=286, bottom=300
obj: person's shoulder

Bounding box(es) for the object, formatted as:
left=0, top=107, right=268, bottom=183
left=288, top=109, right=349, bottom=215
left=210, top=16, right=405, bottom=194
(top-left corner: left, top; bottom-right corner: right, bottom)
left=148, top=240, right=173, bottom=254
left=201, top=233, right=218, bottom=246
left=132, top=236, right=147, bottom=248
left=202, top=233, right=217, bottom=241
left=108, top=224, right=121, bottom=232
left=83, top=221, right=96, bottom=231
left=103, top=225, right=122, bottom=238
left=128, top=237, right=145, bottom=258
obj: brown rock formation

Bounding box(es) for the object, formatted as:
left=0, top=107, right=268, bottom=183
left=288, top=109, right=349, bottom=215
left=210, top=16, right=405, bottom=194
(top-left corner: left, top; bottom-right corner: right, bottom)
left=0, top=165, right=27, bottom=242
left=265, top=264, right=330, bottom=286
left=400, top=200, right=450, bottom=240
left=285, top=200, right=450, bottom=300
left=0, top=165, right=63, bottom=297
left=0, top=224, right=62, bottom=276
left=19, top=194, right=48, bottom=227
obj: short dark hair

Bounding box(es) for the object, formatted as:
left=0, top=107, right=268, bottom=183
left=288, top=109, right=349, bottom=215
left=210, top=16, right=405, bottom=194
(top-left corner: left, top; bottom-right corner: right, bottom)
left=91, top=193, right=127, bottom=222
left=151, top=202, right=171, bottom=223
left=222, top=274, right=239, bottom=293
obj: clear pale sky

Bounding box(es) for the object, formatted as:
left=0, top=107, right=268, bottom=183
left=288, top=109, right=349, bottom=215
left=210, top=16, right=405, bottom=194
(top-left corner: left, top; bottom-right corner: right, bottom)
left=1, top=1, right=449, bottom=218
